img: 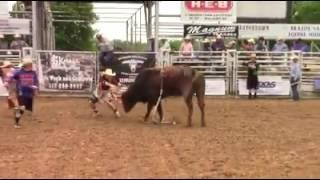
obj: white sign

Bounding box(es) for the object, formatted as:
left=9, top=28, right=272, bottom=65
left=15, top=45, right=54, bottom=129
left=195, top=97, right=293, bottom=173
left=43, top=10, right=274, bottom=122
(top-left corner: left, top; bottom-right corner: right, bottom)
left=237, top=1, right=287, bottom=19
left=238, top=24, right=287, bottom=39
left=0, top=78, right=8, bottom=97
left=181, top=1, right=237, bottom=24
left=0, top=18, right=31, bottom=35
left=0, top=1, right=9, bottom=18
left=205, top=79, right=226, bottom=95
left=239, top=24, right=320, bottom=40
left=238, top=76, right=290, bottom=96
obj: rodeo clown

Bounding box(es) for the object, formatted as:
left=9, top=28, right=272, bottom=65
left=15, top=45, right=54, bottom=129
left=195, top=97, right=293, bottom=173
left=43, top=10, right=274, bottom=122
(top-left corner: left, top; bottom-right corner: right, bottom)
left=90, top=68, right=121, bottom=118
left=0, top=61, right=20, bottom=112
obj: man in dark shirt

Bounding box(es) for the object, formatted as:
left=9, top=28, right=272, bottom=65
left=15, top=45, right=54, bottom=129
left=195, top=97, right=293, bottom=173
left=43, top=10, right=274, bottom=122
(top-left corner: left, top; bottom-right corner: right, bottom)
left=245, top=54, right=260, bottom=99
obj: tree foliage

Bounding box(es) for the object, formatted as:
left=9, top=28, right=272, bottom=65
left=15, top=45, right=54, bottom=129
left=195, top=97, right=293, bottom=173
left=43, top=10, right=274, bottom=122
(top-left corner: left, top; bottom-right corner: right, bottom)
left=51, top=2, right=98, bottom=51
left=292, top=1, right=320, bottom=23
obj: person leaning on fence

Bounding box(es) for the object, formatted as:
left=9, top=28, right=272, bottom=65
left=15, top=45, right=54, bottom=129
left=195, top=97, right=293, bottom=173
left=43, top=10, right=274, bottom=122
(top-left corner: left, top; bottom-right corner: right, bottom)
left=90, top=68, right=121, bottom=118
left=179, top=35, right=194, bottom=57
left=10, top=58, right=39, bottom=129
left=245, top=39, right=255, bottom=51
left=0, top=34, right=9, bottom=49
left=272, top=37, right=289, bottom=53
left=10, top=34, right=29, bottom=51
left=160, top=38, right=171, bottom=66
left=211, top=34, right=225, bottom=52
left=255, top=37, right=269, bottom=62
left=290, top=56, right=302, bottom=101
left=96, top=34, right=115, bottom=71
left=244, top=53, right=260, bottom=99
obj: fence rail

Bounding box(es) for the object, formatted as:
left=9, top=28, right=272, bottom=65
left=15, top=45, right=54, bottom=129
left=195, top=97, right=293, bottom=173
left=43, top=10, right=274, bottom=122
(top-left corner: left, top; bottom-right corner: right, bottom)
left=2, top=49, right=320, bottom=98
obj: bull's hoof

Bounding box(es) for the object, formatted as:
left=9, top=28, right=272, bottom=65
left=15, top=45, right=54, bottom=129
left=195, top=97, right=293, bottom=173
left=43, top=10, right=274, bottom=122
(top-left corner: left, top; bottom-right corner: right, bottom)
left=201, top=123, right=206, bottom=127
left=186, top=124, right=192, bottom=128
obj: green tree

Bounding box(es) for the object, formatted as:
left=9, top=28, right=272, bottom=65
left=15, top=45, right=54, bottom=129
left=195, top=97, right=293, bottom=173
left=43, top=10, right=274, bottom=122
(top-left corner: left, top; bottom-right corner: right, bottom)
left=169, top=40, right=182, bottom=51
left=292, top=1, right=320, bottom=23
left=51, top=2, right=98, bottom=51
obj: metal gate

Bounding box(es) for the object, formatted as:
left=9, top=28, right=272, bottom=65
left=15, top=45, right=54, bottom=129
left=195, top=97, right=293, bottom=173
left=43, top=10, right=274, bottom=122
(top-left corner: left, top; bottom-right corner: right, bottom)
left=169, top=51, right=232, bottom=96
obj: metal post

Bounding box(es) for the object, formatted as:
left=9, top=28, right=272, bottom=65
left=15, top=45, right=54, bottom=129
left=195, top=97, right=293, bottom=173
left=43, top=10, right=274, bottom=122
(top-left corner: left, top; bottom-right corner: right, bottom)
left=154, top=1, right=159, bottom=65
left=147, top=3, right=152, bottom=39
left=32, top=1, right=37, bottom=51
left=140, top=8, right=142, bottom=43
left=134, top=12, right=137, bottom=44
left=126, top=20, right=128, bottom=42
left=130, top=16, right=133, bottom=44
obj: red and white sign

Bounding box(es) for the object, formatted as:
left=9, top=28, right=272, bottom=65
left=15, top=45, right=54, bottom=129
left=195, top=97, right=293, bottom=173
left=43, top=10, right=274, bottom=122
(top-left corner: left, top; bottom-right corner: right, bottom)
left=181, top=1, right=237, bottom=24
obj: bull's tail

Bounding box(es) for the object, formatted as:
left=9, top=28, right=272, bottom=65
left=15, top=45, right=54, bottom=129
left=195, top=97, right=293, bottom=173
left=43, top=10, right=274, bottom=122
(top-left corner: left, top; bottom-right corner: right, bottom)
left=192, top=69, right=206, bottom=127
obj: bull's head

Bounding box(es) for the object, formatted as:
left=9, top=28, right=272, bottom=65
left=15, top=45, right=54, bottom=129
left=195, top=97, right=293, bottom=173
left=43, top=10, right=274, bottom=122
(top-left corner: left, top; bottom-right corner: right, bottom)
left=121, top=88, right=138, bottom=113
left=129, top=63, right=137, bottom=73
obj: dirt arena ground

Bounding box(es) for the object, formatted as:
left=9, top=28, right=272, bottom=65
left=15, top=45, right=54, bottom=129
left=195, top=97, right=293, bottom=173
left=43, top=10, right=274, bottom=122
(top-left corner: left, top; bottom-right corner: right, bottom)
left=1, top=97, right=320, bottom=178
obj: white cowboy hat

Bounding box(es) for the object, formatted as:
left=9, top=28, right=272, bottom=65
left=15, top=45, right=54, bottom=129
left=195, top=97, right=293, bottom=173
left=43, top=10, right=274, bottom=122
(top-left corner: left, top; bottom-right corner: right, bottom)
left=0, top=34, right=4, bottom=39
left=228, top=40, right=236, bottom=45
left=202, top=38, right=210, bottom=43
left=22, top=58, right=33, bottom=66
left=216, top=34, right=222, bottom=39
left=248, top=38, right=255, bottom=44
left=184, top=35, right=192, bottom=40
left=14, top=34, right=21, bottom=38
left=0, top=61, right=13, bottom=68
left=102, top=68, right=116, bottom=76
left=290, top=55, right=299, bottom=61
left=16, top=63, right=23, bottom=68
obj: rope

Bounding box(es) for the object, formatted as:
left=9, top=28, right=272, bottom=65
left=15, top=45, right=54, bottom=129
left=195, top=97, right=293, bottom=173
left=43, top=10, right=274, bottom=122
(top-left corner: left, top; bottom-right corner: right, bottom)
left=151, top=68, right=164, bottom=122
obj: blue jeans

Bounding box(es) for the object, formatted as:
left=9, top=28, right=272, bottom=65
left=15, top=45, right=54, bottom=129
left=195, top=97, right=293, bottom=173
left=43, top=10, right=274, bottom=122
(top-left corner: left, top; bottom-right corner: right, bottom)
left=291, top=78, right=300, bottom=101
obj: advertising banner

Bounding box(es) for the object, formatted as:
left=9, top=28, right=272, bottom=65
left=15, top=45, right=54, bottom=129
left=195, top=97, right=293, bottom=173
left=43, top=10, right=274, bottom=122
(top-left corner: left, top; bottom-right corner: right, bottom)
left=238, top=76, right=290, bottom=95
left=37, top=51, right=96, bottom=93
left=181, top=1, right=237, bottom=24
left=112, top=53, right=156, bottom=92
left=184, top=24, right=238, bottom=38
left=205, top=78, right=226, bottom=95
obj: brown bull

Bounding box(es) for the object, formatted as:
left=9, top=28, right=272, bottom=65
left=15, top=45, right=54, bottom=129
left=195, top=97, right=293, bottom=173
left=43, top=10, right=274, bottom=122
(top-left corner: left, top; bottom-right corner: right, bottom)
left=121, top=65, right=206, bottom=127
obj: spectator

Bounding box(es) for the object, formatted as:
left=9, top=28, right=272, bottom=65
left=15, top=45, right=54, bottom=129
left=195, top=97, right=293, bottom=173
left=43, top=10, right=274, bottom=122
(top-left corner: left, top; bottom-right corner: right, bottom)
left=292, top=38, right=310, bottom=52
left=255, top=37, right=268, bottom=51
left=211, top=34, right=225, bottom=51
left=242, top=39, right=255, bottom=51
left=160, top=38, right=171, bottom=52
left=255, top=37, right=269, bottom=61
left=272, top=37, right=289, bottom=53
left=0, top=34, right=8, bottom=49
left=226, top=40, right=236, bottom=50
left=179, top=35, right=193, bottom=56
left=290, top=56, right=302, bottom=101
left=160, top=38, right=171, bottom=66
left=201, top=38, right=211, bottom=52
left=10, top=34, right=29, bottom=51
